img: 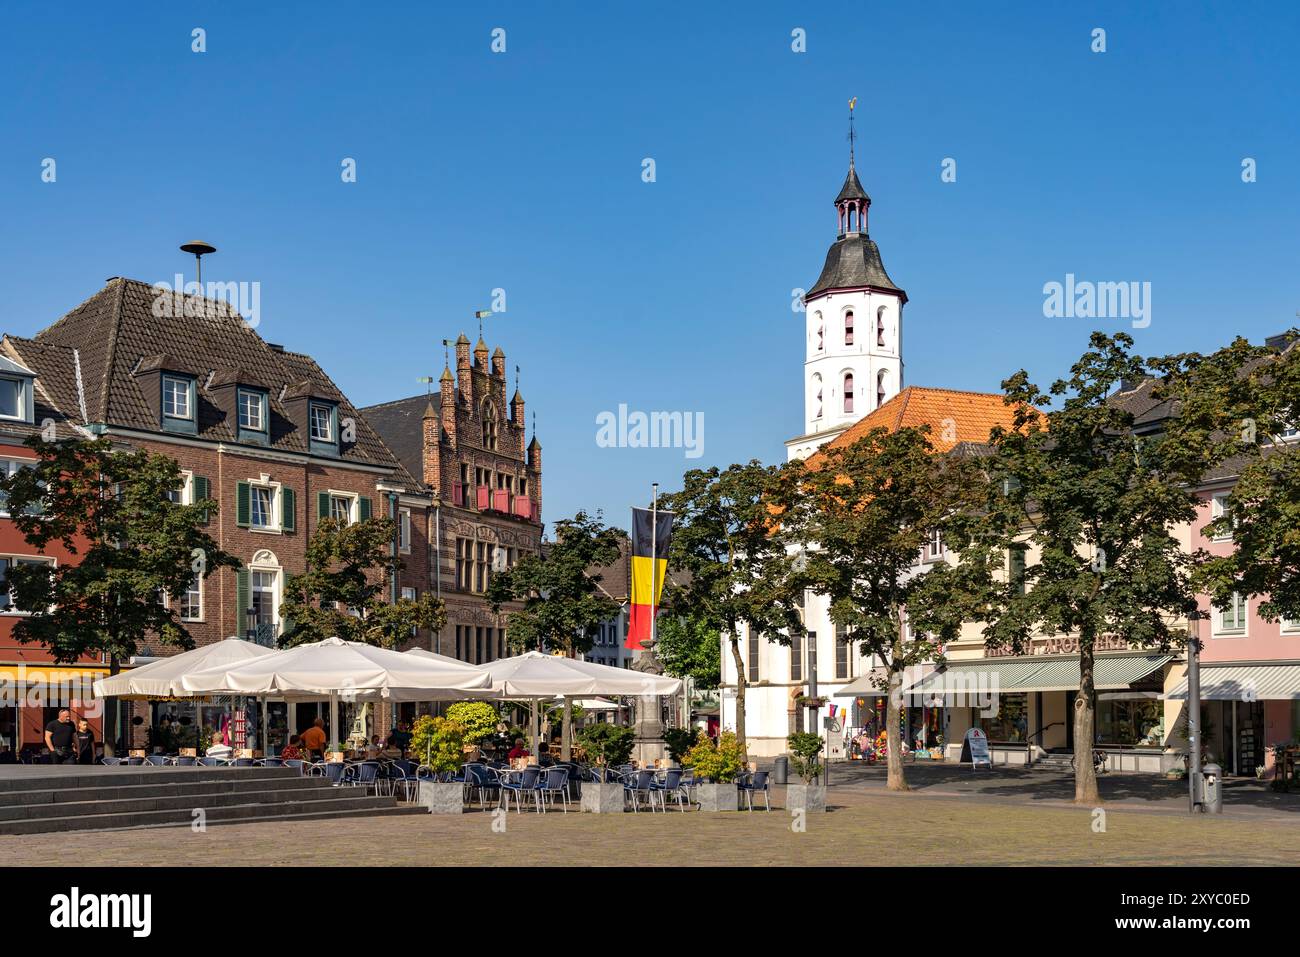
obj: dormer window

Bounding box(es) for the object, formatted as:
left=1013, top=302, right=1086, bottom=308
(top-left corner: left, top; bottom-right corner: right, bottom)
left=0, top=378, right=25, bottom=422
left=310, top=403, right=334, bottom=442
left=163, top=375, right=192, bottom=421
left=236, top=388, right=269, bottom=445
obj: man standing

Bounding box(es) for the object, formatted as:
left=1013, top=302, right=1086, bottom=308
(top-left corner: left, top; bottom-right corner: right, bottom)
left=44, top=708, right=76, bottom=764
left=299, top=718, right=327, bottom=760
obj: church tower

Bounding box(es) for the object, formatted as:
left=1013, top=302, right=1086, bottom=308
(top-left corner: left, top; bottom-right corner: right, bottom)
left=785, top=105, right=907, bottom=461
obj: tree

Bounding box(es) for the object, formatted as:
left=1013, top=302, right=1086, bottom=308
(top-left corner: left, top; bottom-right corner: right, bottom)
left=485, top=510, right=623, bottom=655
left=652, top=611, right=722, bottom=690
left=0, top=435, right=240, bottom=754
left=278, top=517, right=445, bottom=647
left=967, top=332, right=1215, bottom=803
left=660, top=462, right=804, bottom=756
left=774, top=427, right=995, bottom=791
left=1156, top=332, right=1300, bottom=623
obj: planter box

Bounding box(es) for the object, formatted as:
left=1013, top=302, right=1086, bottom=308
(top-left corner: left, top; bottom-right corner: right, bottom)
left=416, top=780, right=464, bottom=815
left=786, top=783, right=826, bottom=813
left=696, top=782, right=739, bottom=812
left=581, top=782, right=624, bottom=813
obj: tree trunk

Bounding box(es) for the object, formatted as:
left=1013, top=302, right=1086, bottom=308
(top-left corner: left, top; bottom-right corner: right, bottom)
left=103, top=652, right=120, bottom=758
left=1073, top=637, right=1101, bottom=804
left=729, top=634, right=747, bottom=758
left=885, top=668, right=908, bottom=791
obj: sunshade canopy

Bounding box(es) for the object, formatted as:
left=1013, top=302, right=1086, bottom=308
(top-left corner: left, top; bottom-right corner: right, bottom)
left=1165, top=663, right=1300, bottom=701
left=904, top=653, right=1172, bottom=696
left=93, top=637, right=275, bottom=699
left=479, top=651, right=682, bottom=698
left=180, top=636, right=491, bottom=700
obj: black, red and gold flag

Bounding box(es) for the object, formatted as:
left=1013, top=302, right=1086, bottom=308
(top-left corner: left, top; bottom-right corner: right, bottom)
left=625, top=506, right=674, bottom=650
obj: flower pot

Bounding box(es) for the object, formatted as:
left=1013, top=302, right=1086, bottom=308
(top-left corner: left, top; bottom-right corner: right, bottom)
left=696, top=782, right=739, bottom=812
left=416, top=780, right=464, bottom=814
left=580, top=782, right=624, bottom=814
left=786, top=782, right=826, bottom=813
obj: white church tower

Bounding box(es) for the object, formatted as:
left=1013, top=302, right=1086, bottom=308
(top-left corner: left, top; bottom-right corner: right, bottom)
left=786, top=113, right=907, bottom=462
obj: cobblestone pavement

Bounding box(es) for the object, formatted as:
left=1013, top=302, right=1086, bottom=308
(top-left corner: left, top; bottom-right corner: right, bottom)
left=3, top=785, right=1295, bottom=867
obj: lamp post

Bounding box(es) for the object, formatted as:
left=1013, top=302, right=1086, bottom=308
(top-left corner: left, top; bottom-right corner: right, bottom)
left=1187, top=614, right=1203, bottom=813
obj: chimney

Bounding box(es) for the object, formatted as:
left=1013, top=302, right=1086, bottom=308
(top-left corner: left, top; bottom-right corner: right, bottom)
left=455, top=333, right=472, bottom=404
left=422, top=401, right=441, bottom=491
left=491, top=345, right=506, bottom=379
left=440, top=365, right=457, bottom=450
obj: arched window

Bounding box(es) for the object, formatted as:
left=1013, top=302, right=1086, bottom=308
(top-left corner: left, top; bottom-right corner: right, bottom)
left=815, top=313, right=824, bottom=352
left=877, top=306, right=887, bottom=348
left=843, top=373, right=854, bottom=414
left=844, top=310, right=854, bottom=346
left=812, top=374, right=822, bottom=419
left=877, top=370, right=887, bottom=407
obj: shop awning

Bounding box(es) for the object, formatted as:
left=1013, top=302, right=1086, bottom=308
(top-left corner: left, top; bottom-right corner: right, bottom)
left=903, top=653, right=1172, bottom=696
left=1165, top=663, right=1300, bottom=701
left=834, top=668, right=890, bottom=698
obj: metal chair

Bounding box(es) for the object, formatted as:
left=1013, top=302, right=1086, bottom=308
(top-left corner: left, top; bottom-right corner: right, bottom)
left=318, top=762, right=347, bottom=786
left=174, top=756, right=196, bottom=766
left=144, top=754, right=169, bottom=766
left=463, top=764, right=500, bottom=808
left=231, top=757, right=255, bottom=767
left=196, top=757, right=226, bottom=767
left=738, top=770, right=771, bottom=811
left=99, top=757, right=124, bottom=766
left=347, top=761, right=382, bottom=794
left=257, top=757, right=284, bottom=767
left=539, top=767, right=570, bottom=813
left=651, top=768, right=688, bottom=812
left=498, top=766, right=543, bottom=813
left=623, top=769, right=657, bottom=812
left=284, top=759, right=307, bottom=775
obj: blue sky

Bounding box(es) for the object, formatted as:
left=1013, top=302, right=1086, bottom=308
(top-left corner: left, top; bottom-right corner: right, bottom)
left=2, top=2, right=1297, bottom=532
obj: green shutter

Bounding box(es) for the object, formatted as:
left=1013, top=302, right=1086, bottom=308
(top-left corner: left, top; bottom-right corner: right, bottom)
left=317, top=491, right=330, bottom=520
left=236, top=569, right=250, bottom=636
left=235, top=481, right=250, bottom=528
left=281, top=487, right=295, bottom=532
left=193, top=476, right=210, bottom=523
left=359, top=496, right=372, bottom=521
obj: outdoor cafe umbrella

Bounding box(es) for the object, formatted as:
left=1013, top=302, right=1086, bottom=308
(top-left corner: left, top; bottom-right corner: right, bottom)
left=479, top=651, right=683, bottom=761
left=181, top=637, right=492, bottom=748
left=93, top=637, right=277, bottom=754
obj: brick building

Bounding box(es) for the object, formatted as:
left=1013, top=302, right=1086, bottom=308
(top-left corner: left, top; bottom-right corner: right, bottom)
left=0, top=354, right=101, bottom=758
left=362, top=332, right=543, bottom=668
left=2, top=277, right=433, bottom=750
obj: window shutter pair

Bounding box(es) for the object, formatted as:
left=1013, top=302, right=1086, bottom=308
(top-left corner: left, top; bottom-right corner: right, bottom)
left=236, top=480, right=296, bottom=531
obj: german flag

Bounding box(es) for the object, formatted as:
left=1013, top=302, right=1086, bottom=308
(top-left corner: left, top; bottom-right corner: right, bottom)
left=625, top=506, right=674, bottom=650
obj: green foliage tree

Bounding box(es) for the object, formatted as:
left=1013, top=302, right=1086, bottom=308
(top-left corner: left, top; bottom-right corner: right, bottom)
left=662, top=726, right=700, bottom=763
left=681, top=729, right=744, bottom=783
left=652, top=611, right=721, bottom=690
left=443, top=701, right=501, bottom=744
left=660, top=462, right=804, bottom=756
left=0, top=436, right=240, bottom=755
left=965, top=332, right=1217, bottom=804
left=576, top=722, right=636, bottom=767
left=485, top=511, right=623, bottom=655
left=409, top=715, right=467, bottom=778
left=278, top=517, right=445, bottom=648
left=787, top=731, right=825, bottom=784
left=774, top=427, right=996, bottom=792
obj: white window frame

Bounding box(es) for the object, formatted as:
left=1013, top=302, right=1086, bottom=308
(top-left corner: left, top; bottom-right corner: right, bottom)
left=1209, top=493, right=1234, bottom=543
left=924, top=529, right=945, bottom=563
left=180, top=573, right=203, bottom=622
left=238, top=388, right=267, bottom=432
left=398, top=508, right=411, bottom=553
left=1213, top=593, right=1248, bottom=637
left=167, top=470, right=194, bottom=506
left=162, top=375, right=193, bottom=421
left=249, top=550, right=283, bottom=635
left=0, top=376, right=29, bottom=422
left=328, top=490, right=358, bottom=525
left=0, top=555, right=55, bottom=615
left=0, top=458, right=35, bottom=517
left=247, top=477, right=283, bottom=533
left=309, top=403, right=334, bottom=442
left=1279, top=615, right=1300, bottom=635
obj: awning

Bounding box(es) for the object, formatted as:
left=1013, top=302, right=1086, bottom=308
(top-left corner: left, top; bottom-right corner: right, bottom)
left=1165, top=663, right=1300, bottom=701
left=904, top=653, right=1172, bottom=696
left=834, top=668, right=890, bottom=698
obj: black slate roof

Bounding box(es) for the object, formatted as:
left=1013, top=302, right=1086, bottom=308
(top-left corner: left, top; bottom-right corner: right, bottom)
left=359, top=393, right=435, bottom=484
left=807, top=233, right=907, bottom=301
left=835, top=166, right=869, bottom=204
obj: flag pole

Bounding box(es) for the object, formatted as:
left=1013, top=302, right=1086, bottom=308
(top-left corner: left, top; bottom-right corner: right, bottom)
left=650, top=483, right=659, bottom=652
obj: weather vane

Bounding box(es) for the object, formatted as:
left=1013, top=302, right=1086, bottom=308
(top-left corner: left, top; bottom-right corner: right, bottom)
left=848, top=96, right=858, bottom=169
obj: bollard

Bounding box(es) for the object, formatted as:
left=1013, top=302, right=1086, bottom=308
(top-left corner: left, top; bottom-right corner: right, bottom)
left=773, top=755, right=789, bottom=785
left=1200, top=762, right=1223, bottom=814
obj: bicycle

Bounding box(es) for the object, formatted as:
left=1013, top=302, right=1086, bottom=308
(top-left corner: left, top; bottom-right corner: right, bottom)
left=1070, top=748, right=1108, bottom=774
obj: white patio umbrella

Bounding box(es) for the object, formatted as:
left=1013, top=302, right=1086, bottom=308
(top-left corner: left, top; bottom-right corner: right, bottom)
left=93, top=637, right=275, bottom=699
left=479, top=652, right=682, bottom=760
left=406, top=647, right=476, bottom=667
left=181, top=637, right=492, bottom=749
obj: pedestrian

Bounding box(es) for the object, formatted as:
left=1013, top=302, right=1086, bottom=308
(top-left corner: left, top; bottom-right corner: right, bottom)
left=74, top=718, right=97, bottom=765
left=43, top=708, right=76, bottom=764
left=299, top=718, right=327, bottom=760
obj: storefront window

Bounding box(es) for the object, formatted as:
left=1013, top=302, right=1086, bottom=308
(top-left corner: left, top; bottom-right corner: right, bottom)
left=979, top=693, right=1028, bottom=742
left=1096, top=698, right=1164, bottom=747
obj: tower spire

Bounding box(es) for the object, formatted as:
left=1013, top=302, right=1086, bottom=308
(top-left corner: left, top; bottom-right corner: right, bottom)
left=848, top=96, right=857, bottom=171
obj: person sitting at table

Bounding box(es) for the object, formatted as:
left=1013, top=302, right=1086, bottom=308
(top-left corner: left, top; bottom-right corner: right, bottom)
left=299, top=719, right=327, bottom=760
left=205, top=732, right=233, bottom=760
left=280, top=735, right=304, bottom=761
left=386, top=722, right=413, bottom=756
left=507, top=738, right=530, bottom=762
left=364, top=735, right=384, bottom=760
left=537, top=741, right=556, bottom=768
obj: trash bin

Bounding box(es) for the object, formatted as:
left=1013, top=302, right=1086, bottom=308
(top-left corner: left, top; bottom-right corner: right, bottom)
left=773, top=755, right=789, bottom=785
left=1200, top=763, right=1223, bottom=814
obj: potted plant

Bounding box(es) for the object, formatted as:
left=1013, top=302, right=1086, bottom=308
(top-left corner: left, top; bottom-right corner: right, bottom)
left=410, top=716, right=467, bottom=814
left=682, top=731, right=743, bottom=811
left=577, top=724, right=636, bottom=812
left=786, top=732, right=826, bottom=812
left=662, top=726, right=700, bottom=765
